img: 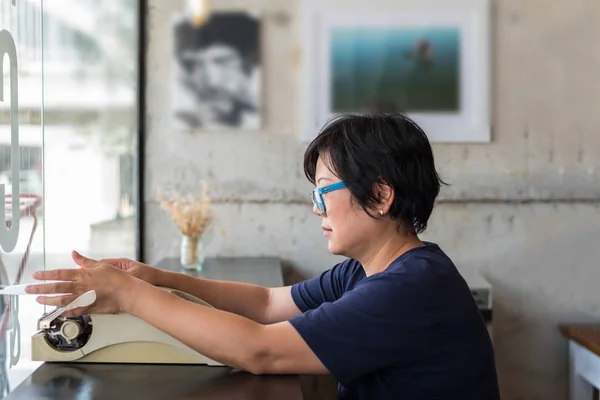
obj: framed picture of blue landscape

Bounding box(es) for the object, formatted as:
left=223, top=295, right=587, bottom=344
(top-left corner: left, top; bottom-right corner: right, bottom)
left=300, top=0, right=491, bottom=143
left=330, top=26, right=461, bottom=113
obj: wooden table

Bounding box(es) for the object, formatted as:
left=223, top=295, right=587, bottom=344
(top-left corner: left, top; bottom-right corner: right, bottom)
left=5, top=363, right=302, bottom=400
left=559, top=324, right=600, bottom=400
left=156, top=257, right=284, bottom=288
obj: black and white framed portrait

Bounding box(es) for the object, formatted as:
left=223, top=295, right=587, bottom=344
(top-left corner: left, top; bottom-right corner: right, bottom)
left=172, top=12, right=261, bottom=130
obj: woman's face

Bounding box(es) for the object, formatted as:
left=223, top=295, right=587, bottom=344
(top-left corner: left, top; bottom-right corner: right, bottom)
left=313, top=155, right=385, bottom=259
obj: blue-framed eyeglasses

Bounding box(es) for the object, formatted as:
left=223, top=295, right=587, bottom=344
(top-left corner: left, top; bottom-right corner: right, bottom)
left=312, top=181, right=346, bottom=214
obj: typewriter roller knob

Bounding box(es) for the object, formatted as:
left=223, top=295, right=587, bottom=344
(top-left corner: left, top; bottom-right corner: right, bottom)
left=60, top=319, right=83, bottom=341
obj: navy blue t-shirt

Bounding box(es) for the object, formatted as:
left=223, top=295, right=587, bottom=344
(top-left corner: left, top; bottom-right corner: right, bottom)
left=288, top=242, right=500, bottom=400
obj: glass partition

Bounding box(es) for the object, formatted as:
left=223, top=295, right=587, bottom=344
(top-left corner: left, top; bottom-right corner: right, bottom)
left=42, top=0, right=139, bottom=268
left=0, top=0, right=45, bottom=395
left=0, top=0, right=140, bottom=396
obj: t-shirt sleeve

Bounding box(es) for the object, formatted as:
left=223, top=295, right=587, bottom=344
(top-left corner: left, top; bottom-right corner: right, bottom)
left=290, top=261, right=349, bottom=312
left=288, top=273, right=429, bottom=384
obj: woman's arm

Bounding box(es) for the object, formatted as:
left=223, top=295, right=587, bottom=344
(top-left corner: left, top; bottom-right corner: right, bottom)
left=155, top=271, right=302, bottom=324
left=27, top=253, right=324, bottom=375
left=126, top=278, right=329, bottom=375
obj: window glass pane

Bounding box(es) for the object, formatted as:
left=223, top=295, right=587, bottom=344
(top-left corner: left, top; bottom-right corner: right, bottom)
left=43, top=1, right=138, bottom=270
left=0, top=1, right=139, bottom=396
left=0, top=0, right=45, bottom=394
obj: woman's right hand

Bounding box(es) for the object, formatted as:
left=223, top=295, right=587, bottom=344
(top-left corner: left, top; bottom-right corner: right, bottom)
left=98, top=257, right=164, bottom=286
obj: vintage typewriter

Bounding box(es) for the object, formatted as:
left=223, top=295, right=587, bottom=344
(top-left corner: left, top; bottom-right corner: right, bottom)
left=31, top=288, right=223, bottom=365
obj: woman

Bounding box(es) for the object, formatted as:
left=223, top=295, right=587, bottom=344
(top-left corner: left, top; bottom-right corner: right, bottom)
left=27, top=113, right=500, bottom=399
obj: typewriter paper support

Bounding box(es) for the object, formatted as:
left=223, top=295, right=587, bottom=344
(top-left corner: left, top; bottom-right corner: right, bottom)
left=31, top=287, right=223, bottom=366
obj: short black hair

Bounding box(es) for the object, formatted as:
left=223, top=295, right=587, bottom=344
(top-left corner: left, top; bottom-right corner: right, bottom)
left=304, top=112, right=447, bottom=234
left=174, top=13, right=259, bottom=74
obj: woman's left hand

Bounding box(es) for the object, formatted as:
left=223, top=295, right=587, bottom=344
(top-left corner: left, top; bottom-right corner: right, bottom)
left=25, top=251, right=139, bottom=317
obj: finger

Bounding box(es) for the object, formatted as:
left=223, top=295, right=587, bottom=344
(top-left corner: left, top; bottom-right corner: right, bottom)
left=25, top=281, right=74, bottom=295
left=35, top=294, right=77, bottom=307
left=32, top=269, right=80, bottom=281
left=72, top=251, right=98, bottom=269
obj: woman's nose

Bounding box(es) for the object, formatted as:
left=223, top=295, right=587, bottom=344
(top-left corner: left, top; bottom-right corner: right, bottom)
left=312, top=203, right=320, bottom=216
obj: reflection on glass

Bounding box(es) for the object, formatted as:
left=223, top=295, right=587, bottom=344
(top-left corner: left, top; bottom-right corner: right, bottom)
left=0, top=0, right=139, bottom=397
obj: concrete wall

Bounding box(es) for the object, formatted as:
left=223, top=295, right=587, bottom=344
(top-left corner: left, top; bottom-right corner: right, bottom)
left=145, top=0, right=600, bottom=398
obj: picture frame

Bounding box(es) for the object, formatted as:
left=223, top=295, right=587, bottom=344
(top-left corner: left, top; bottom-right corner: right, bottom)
left=299, top=0, right=491, bottom=143
left=171, top=11, right=262, bottom=131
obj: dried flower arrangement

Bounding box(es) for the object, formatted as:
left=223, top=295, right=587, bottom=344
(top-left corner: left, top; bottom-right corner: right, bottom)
left=156, top=181, right=213, bottom=268
left=155, top=181, right=213, bottom=239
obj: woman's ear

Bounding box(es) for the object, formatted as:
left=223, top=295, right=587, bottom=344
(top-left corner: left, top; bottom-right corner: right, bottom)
left=373, top=178, right=394, bottom=216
